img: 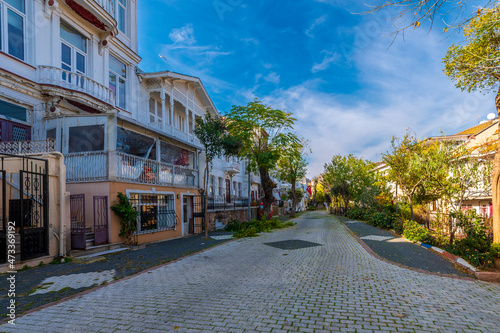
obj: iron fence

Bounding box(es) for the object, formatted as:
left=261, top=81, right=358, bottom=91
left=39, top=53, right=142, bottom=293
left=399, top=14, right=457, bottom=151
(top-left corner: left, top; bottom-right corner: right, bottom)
left=207, top=195, right=249, bottom=211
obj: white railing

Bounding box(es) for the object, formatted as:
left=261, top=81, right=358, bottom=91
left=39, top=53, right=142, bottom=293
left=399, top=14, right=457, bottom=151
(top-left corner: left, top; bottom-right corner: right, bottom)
left=66, top=151, right=108, bottom=182
left=116, top=152, right=198, bottom=187
left=0, top=139, right=55, bottom=155
left=38, top=66, right=116, bottom=106
left=94, top=0, right=115, bottom=17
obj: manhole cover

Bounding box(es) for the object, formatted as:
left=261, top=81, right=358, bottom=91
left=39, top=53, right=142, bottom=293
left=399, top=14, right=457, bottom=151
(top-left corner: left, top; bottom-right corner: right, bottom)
left=264, top=240, right=321, bottom=250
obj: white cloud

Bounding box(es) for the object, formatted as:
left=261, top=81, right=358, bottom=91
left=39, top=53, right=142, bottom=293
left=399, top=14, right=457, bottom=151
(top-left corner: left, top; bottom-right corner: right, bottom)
left=306, top=14, right=328, bottom=37
left=169, top=24, right=196, bottom=45
left=264, top=72, right=280, bottom=84
left=311, top=50, right=338, bottom=73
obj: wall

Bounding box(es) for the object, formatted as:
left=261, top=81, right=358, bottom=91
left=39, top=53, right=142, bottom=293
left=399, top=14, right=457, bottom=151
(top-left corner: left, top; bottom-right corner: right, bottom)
left=206, top=207, right=259, bottom=231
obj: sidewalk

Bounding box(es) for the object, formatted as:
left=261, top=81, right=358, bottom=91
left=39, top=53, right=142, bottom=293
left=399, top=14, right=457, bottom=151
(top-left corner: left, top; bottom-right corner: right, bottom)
left=0, top=231, right=234, bottom=318
left=335, top=215, right=474, bottom=278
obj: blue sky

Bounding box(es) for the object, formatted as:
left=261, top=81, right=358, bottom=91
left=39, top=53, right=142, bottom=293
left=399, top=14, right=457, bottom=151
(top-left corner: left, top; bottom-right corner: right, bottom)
left=137, top=0, right=496, bottom=176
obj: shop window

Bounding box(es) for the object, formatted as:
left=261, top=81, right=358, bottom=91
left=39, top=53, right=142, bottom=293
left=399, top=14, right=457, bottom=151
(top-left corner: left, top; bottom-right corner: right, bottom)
left=68, top=125, right=104, bottom=153
left=129, top=193, right=176, bottom=233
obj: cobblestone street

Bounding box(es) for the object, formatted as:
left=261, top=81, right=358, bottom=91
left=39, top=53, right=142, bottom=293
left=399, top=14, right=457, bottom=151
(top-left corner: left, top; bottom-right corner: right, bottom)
left=3, top=211, right=500, bottom=332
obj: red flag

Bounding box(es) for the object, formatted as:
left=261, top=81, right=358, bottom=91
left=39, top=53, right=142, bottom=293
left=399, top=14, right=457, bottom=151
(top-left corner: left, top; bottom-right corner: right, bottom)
left=307, top=186, right=312, bottom=195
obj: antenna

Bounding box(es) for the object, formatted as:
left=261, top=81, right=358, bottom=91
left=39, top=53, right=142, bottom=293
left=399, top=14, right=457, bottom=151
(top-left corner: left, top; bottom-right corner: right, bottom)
left=487, top=113, right=496, bottom=120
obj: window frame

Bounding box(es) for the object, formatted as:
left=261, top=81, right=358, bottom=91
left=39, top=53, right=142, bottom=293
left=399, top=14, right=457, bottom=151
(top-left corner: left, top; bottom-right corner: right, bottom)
left=116, top=0, right=128, bottom=35
left=0, top=0, right=26, bottom=61
left=149, top=96, right=162, bottom=125
left=109, top=54, right=127, bottom=109
left=129, top=192, right=176, bottom=234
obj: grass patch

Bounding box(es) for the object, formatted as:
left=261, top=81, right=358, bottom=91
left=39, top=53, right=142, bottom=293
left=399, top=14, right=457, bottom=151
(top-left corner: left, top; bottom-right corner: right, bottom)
left=225, top=217, right=296, bottom=238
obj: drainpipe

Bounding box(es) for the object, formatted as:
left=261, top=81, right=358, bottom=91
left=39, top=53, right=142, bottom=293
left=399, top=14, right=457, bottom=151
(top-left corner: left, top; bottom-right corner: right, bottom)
left=51, top=152, right=66, bottom=258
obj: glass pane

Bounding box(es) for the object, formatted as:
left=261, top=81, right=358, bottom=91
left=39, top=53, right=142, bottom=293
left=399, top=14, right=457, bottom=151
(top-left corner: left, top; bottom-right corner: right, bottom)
left=5, top=0, right=24, bottom=13
left=68, top=125, right=105, bottom=153
left=109, top=73, right=116, bottom=93
left=118, top=0, right=126, bottom=5
left=7, top=9, right=24, bottom=60
left=76, top=52, right=85, bottom=73
left=149, top=98, right=155, bottom=116
left=61, top=43, right=71, bottom=66
left=60, top=22, right=86, bottom=52
left=118, top=78, right=125, bottom=109
left=118, top=6, right=125, bottom=33
left=160, top=142, right=194, bottom=167
left=157, top=101, right=162, bottom=118
left=110, top=55, right=126, bottom=78
left=0, top=99, right=26, bottom=121
left=117, top=127, right=155, bottom=158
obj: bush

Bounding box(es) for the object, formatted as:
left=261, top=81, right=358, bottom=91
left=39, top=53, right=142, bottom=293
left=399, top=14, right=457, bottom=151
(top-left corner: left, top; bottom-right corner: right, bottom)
left=491, top=243, right=500, bottom=258
left=346, top=206, right=368, bottom=220
left=393, top=219, right=405, bottom=235
left=367, top=210, right=396, bottom=229
left=224, top=217, right=295, bottom=238
left=402, top=219, right=437, bottom=246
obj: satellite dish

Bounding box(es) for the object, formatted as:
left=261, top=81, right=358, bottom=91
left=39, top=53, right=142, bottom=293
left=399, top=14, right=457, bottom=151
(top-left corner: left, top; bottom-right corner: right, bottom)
left=487, top=113, right=496, bottom=120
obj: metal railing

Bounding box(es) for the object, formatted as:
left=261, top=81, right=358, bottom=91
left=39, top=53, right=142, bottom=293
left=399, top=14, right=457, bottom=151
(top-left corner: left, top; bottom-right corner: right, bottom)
left=0, top=139, right=55, bottom=155
left=94, top=0, right=115, bottom=16
left=116, top=152, right=198, bottom=187
left=207, top=195, right=249, bottom=211
left=38, top=66, right=116, bottom=106
left=65, top=151, right=108, bottom=182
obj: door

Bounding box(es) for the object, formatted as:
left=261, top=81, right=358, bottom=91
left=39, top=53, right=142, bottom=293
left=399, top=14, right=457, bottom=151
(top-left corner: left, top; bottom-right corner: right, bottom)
left=93, top=196, right=109, bottom=246
left=70, top=194, right=86, bottom=250
left=183, top=196, right=192, bottom=235
left=225, top=179, right=231, bottom=203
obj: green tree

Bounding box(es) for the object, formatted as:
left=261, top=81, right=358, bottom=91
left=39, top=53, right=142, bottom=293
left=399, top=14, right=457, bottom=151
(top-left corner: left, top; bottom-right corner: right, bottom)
left=226, top=100, right=299, bottom=219
left=276, top=139, right=309, bottom=217
left=322, top=155, right=377, bottom=213
left=194, top=112, right=240, bottom=238
left=443, top=6, right=500, bottom=242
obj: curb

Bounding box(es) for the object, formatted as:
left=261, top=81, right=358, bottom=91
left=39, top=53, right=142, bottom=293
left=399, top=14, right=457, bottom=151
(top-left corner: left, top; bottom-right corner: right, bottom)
left=412, top=242, right=500, bottom=283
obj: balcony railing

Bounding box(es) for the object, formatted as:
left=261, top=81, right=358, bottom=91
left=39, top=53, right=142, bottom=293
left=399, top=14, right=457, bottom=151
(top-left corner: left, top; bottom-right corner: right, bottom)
left=207, top=195, right=249, bottom=211
left=95, top=0, right=115, bottom=17
left=66, top=151, right=108, bottom=182
left=0, top=139, right=55, bottom=155
left=38, top=66, right=116, bottom=106
left=116, top=152, right=198, bottom=187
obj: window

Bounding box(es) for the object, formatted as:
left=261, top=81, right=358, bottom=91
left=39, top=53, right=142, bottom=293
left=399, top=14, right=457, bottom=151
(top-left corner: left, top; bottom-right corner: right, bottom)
left=218, top=177, right=224, bottom=196
left=160, top=141, right=194, bottom=168
left=109, top=55, right=126, bottom=109
left=129, top=193, right=176, bottom=233
left=68, top=125, right=105, bottom=153
left=209, top=176, right=215, bottom=195
left=149, top=97, right=162, bottom=125
left=0, top=99, right=26, bottom=121
left=177, top=115, right=185, bottom=132
left=117, top=127, right=155, bottom=159
left=60, top=22, right=87, bottom=84
left=116, top=0, right=127, bottom=34
left=0, top=0, right=25, bottom=60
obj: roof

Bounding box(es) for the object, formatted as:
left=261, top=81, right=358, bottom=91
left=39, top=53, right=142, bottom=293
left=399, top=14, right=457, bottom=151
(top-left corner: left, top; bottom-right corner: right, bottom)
left=454, top=119, right=497, bottom=136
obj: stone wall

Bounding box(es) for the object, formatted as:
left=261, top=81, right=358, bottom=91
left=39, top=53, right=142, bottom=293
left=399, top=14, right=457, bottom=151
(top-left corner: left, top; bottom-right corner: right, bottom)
left=206, top=207, right=259, bottom=231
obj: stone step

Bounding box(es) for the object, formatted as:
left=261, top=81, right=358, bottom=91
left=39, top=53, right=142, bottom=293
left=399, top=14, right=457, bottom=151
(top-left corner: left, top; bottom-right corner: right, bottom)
left=70, top=242, right=126, bottom=258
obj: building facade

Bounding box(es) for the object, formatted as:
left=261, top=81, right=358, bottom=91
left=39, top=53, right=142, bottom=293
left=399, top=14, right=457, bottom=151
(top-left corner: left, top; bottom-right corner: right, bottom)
left=0, top=0, right=253, bottom=256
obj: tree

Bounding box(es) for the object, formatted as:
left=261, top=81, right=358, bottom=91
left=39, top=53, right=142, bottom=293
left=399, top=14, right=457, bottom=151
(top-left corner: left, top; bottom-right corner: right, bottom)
left=275, top=139, right=309, bottom=217
left=226, top=100, right=299, bottom=219
left=382, top=132, right=443, bottom=219
left=366, top=0, right=492, bottom=35
left=322, top=155, right=377, bottom=213
left=426, top=143, right=493, bottom=243
left=443, top=6, right=500, bottom=242
left=194, top=112, right=240, bottom=239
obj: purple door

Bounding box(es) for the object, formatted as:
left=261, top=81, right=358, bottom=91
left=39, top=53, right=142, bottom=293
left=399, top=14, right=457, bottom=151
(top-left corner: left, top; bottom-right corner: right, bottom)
left=70, top=195, right=86, bottom=250
left=94, top=196, right=109, bottom=246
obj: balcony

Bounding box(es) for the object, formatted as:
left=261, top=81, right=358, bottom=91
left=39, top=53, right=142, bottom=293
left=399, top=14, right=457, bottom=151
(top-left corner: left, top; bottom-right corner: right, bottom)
left=223, top=161, right=240, bottom=176
left=146, top=122, right=202, bottom=149
left=38, top=66, right=116, bottom=111
left=65, top=0, right=117, bottom=35
left=0, top=139, right=56, bottom=155
left=65, top=151, right=198, bottom=188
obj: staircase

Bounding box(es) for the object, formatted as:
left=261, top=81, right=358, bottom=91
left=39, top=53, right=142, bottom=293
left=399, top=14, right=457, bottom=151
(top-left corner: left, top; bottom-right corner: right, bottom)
left=85, top=227, right=95, bottom=248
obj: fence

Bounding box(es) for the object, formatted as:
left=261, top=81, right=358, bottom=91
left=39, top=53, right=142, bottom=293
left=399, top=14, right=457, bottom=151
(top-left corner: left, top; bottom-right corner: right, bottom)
left=207, top=196, right=249, bottom=211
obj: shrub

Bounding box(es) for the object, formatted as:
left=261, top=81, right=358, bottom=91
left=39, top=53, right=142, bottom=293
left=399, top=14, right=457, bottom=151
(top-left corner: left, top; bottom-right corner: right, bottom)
left=491, top=243, right=500, bottom=258
left=346, top=206, right=368, bottom=220
left=402, top=219, right=437, bottom=246
left=367, top=210, right=396, bottom=229
left=393, top=219, right=405, bottom=235
left=224, top=217, right=295, bottom=238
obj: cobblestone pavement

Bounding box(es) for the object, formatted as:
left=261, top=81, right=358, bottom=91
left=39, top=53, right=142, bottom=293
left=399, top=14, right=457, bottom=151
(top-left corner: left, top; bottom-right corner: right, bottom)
left=2, top=211, right=500, bottom=333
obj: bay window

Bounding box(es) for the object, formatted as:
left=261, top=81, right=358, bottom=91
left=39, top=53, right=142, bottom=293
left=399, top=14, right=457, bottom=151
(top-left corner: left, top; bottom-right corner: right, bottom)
left=109, top=55, right=126, bottom=109
left=0, top=0, right=25, bottom=61
left=60, top=22, right=87, bottom=84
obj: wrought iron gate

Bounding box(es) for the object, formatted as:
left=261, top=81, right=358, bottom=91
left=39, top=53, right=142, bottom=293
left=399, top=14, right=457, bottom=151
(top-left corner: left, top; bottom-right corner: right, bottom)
left=94, top=196, right=108, bottom=246
left=19, top=157, right=49, bottom=261
left=70, top=194, right=86, bottom=250
left=192, top=195, right=205, bottom=233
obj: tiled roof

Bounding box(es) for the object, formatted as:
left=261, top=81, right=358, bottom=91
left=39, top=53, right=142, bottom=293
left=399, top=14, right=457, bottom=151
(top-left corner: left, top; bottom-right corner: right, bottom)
left=454, top=119, right=497, bottom=136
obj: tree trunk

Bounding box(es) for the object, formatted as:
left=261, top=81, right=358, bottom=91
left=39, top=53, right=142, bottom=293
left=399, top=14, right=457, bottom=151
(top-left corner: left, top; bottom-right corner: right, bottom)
left=204, top=161, right=209, bottom=240
left=492, top=86, right=500, bottom=243
left=259, top=166, right=275, bottom=219
left=290, top=181, right=297, bottom=218
left=409, top=196, right=414, bottom=220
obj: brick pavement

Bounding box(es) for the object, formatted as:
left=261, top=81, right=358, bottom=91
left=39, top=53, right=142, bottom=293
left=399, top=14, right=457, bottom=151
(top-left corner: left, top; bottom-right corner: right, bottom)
left=2, top=211, right=500, bottom=332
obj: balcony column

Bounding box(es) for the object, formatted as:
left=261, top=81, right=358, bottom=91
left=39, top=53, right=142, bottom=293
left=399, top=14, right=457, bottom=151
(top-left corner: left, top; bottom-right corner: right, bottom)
left=184, top=106, right=189, bottom=133
left=161, top=89, right=166, bottom=130
left=170, top=95, right=174, bottom=127
left=191, top=112, right=195, bottom=141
